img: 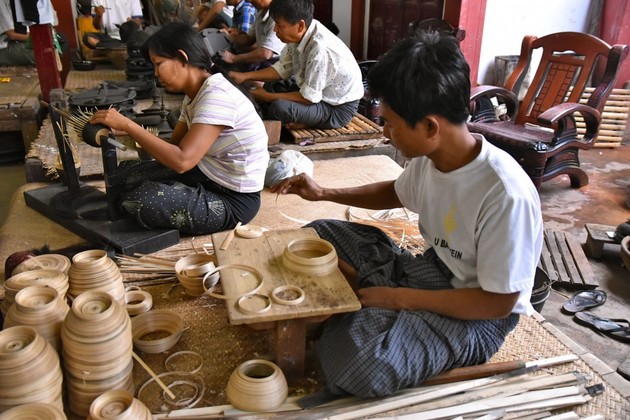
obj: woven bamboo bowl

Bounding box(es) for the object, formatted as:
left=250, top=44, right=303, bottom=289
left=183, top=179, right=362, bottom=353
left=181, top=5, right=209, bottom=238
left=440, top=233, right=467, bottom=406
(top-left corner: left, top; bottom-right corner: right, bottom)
left=12, top=254, right=71, bottom=275
left=175, top=254, right=219, bottom=296
left=226, top=359, right=288, bottom=412
left=67, top=249, right=125, bottom=304
left=88, top=389, right=152, bottom=420
left=3, top=286, right=69, bottom=351
left=282, top=238, right=338, bottom=276
left=2, top=270, right=68, bottom=316
left=131, top=309, right=184, bottom=353
left=0, top=402, right=66, bottom=419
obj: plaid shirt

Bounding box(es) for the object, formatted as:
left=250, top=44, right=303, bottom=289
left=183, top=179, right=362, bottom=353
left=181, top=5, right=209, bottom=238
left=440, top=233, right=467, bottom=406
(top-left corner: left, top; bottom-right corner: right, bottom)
left=233, top=1, right=256, bottom=34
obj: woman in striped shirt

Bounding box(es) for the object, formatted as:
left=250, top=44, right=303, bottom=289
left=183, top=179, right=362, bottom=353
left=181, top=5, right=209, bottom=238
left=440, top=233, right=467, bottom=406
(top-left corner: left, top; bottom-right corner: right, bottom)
left=91, top=22, right=269, bottom=235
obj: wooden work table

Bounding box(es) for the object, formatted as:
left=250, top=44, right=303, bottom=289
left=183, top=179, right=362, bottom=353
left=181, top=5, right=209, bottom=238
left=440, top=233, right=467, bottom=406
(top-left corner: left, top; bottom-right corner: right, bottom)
left=212, top=227, right=361, bottom=383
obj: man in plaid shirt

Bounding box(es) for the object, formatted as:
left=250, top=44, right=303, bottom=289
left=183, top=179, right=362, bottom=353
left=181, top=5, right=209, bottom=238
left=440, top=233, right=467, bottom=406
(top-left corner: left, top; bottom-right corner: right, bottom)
left=225, top=0, right=257, bottom=35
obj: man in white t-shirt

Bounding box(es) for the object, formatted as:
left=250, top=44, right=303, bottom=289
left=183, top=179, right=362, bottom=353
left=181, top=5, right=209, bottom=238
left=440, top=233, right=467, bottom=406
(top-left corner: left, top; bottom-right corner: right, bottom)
left=270, top=32, right=543, bottom=398
left=83, top=0, right=143, bottom=49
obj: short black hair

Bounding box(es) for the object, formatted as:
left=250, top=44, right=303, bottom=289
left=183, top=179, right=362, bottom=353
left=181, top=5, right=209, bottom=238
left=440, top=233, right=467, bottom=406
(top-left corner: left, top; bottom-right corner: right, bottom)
left=269, top=0, right=313, bottom=27
left=367, top=31, right=471, bottom=127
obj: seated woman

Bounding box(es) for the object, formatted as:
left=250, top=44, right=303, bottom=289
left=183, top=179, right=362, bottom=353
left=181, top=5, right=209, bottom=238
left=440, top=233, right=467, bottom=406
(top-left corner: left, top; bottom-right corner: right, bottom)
left=90, top=22, right=269, bottom=236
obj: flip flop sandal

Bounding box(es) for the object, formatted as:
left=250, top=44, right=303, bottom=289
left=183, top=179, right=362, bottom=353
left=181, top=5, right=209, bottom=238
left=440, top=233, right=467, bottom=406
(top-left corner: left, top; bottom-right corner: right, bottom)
left=574, top=312, right=630, bottom=343
left=562, top=289, right=607, bottom=313
left=603, top=326, right=630, bottom=344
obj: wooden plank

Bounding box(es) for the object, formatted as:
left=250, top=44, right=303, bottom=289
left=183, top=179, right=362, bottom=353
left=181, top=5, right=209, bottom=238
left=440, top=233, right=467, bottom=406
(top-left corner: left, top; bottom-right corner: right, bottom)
left=564, top=233, right=597, bottom=288
left=539, top=242, right=559, bottom=283
left=545, top=229, right=570, bottom=283
left=553, top=231, right=582, bottom=287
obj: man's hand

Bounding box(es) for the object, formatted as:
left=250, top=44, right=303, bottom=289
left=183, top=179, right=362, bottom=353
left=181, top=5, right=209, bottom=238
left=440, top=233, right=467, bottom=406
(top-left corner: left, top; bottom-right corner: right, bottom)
left=248, top=86, right=272, bottom=102
left=269, top=173, right=323, bottom=201
left=228, top=71, right=247, bottom=84
left=220, top=50, right=236, bottom=64
left=357, top=287, right=401, bottom=310
left=94, top=5, right=106, bottom=17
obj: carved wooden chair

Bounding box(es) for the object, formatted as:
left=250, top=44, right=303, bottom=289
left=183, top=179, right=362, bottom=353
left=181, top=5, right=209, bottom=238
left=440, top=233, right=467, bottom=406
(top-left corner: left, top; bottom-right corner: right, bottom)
left=467, top=32, right=628, bottom=190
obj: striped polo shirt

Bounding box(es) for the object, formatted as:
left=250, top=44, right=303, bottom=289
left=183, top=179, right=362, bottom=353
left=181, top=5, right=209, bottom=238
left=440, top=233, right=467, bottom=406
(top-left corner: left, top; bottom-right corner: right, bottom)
left=179, top=73, right=269, bottom=193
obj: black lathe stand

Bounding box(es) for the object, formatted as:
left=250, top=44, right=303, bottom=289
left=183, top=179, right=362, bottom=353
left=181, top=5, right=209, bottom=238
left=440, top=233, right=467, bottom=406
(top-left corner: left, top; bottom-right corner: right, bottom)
left=24, top=107, right=180, bottom=255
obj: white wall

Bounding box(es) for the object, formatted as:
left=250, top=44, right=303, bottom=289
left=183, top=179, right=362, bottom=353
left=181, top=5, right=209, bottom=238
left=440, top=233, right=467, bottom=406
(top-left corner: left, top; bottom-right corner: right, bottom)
left=332, top=0, right=353, bottom=47
left=478, top=0, right=593, bottom=85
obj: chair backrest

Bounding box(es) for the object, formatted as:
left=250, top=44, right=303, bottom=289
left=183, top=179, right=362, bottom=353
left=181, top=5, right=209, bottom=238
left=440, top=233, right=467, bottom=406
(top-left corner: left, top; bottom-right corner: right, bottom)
left=504, top=32, right=628, bottom=126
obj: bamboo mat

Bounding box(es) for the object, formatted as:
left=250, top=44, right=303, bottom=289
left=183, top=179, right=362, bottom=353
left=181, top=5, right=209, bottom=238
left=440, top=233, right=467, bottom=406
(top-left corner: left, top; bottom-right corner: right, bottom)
left=577, top=87, right=630, bottom=148
left=64, top=66, right=127, bottom=92
left=1, top=155, right=628, bottom=416
left=288, top=113, right=384, bottom=144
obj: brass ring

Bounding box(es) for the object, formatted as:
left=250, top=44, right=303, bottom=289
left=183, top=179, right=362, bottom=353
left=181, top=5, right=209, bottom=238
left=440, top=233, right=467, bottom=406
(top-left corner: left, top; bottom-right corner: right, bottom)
left=270, top=285, right=305, bottom=306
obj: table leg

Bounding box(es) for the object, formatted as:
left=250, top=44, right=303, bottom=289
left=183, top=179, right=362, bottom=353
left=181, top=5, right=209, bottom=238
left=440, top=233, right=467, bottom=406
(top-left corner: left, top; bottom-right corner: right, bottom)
left=274, top=318, right=308, bottom=384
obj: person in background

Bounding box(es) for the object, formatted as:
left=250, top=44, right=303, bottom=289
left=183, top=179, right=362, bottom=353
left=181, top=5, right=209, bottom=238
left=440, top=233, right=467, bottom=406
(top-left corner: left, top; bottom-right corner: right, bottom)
left=83, top=0, right=143, bottom=49
left=270, top=31, right=543, bottom=398
left=229, top=0, right=363, bottom=130
left=218, top=0, right=284, bottom=72
left=89, top=22, right=269, bottom=236
left=196, top=0, right=233, bottom=31
left=0, top=0, right=35, bottom=66
left=222, top=0, right=256, bottom=36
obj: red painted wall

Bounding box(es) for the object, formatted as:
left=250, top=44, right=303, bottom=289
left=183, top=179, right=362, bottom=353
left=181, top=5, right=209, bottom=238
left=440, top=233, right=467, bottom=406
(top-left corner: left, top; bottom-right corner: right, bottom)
left=599, top=0, right=630, bottom=87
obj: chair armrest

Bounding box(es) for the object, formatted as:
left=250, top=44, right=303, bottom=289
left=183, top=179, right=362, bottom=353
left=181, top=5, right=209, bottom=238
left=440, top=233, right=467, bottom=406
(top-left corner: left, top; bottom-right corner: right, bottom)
left=538, top=103, right=601, bottom=145
left=470, top=85, right=519, bottom=120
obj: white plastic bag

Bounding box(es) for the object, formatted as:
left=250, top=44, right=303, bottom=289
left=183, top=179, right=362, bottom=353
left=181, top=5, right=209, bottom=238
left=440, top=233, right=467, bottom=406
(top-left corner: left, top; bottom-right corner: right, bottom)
left=264, top=150, right=314, bottom=188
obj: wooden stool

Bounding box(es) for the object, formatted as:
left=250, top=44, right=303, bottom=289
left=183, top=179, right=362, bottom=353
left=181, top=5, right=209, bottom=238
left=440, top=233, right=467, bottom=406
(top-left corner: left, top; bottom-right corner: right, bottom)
left=584, top=223, right=617, bottom=259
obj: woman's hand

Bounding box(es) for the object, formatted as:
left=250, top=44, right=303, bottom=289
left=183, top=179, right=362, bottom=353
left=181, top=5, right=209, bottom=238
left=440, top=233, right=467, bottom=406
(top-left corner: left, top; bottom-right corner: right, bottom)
left=269, top=173, right=323, bottom=201
left=89, top=108, right=131, bottom=134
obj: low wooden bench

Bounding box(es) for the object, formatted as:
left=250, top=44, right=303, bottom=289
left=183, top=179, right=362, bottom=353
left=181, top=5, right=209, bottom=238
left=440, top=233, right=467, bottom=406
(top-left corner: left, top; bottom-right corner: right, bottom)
left=584, top=223, right=618, bottom=259
left=288, top=113, right=384, bottom=144
left=540, top=229, right=597, bottom=289
left=0, top=66, right=42, bottom=156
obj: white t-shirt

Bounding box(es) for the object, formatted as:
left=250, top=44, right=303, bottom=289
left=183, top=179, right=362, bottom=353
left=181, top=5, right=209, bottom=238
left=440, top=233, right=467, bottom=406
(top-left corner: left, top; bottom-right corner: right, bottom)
left=249, top=8, right=284, bottom=56
left=0, top=0, right=14, bottom=49
left=179, top=74, right=269, bottom=193
left=394, top=135, right=543, bottom=315
left=94, top=0, right=143, bottom=40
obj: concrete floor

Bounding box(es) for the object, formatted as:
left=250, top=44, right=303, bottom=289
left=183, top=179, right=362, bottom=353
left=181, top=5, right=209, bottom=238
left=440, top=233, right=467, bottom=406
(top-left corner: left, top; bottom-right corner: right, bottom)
left=0, top=141, right=629, bottom=379
left=537, top=144, right=630, bottom=378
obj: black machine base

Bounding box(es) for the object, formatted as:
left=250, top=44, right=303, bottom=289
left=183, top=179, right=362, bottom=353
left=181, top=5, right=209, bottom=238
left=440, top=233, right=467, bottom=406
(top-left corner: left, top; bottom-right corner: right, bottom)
left=24, top=184, right=180, bottom=255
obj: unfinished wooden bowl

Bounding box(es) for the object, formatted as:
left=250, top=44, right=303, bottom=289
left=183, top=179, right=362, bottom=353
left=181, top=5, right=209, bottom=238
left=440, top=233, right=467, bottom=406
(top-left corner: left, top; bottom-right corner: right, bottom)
left=12, top=254, right=71, bottom=275
left=175, top=254, right=218, bottom=296
left=61, top=291, right=133, bottom=417
left=226, top=359, right=288, bottom=412
left=3, top=285, right=69, bottom=351
left=0, top=402, right=66, bottom=419
left=88, top=389, right=152, bottom=419
left=67, top=250, right=125, bottom=305
left=0, top=326, right=64, bottom=413
left=124, top=289, right=153, bottom=316
left=282, top=238, right=338, bottom=276
left=2, top=270, right=69, bottom=316
left=131, top=309, right=184, bottom=353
